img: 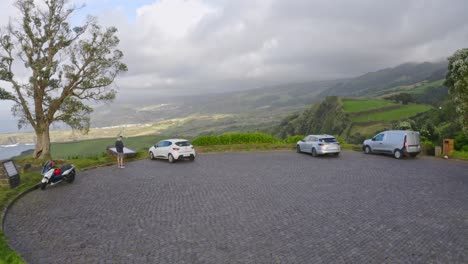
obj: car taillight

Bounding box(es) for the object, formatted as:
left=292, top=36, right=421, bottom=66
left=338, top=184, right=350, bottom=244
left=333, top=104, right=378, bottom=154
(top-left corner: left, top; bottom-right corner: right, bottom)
left=172, top=147, right=180, bottom=151
left=318, top=143, right=324, bottom=146
left=191, top=146, right=194, bottom=149
left=404, top=136, right=408, bottom=148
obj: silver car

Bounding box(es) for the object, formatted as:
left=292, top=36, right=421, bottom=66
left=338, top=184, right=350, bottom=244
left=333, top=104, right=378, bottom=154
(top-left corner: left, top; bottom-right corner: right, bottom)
left=362, top=130, right=421, bottom=159
left=296, top=134, right=341, bottom=157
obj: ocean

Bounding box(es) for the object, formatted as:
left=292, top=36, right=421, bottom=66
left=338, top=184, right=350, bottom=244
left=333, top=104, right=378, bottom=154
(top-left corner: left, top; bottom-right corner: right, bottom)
left=0, top=144, right=35, bottom=160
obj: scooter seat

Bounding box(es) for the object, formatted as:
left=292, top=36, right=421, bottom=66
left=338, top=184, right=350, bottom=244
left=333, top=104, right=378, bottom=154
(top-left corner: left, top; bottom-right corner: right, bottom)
left=60, top=164, right=73, bottom=171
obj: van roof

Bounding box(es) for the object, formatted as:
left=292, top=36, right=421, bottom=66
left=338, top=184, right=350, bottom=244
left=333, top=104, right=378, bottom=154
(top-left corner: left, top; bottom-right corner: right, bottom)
left=384, top=130, right=419, bottom=134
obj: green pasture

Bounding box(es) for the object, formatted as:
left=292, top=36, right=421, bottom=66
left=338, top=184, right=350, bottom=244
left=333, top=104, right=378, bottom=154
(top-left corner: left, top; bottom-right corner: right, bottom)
left=342, top=99, right=396, bottom=113
left=407, top=79, right=445, bottom=94
left=352, top=104, right=432, bottom=122
left=51, top=135, right=169, bottom=159
left=348, top=122, right=388, bottom=137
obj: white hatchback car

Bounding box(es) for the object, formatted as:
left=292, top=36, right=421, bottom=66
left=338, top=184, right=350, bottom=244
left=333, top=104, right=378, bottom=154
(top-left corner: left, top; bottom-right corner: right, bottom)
left=149, top=139, right=196, bottom=163
left=296, top=134, right=341, bottom=157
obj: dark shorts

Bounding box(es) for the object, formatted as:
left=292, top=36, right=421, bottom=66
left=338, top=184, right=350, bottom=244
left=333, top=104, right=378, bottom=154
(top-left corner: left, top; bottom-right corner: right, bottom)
left=117, top=152, right=124, bottom=158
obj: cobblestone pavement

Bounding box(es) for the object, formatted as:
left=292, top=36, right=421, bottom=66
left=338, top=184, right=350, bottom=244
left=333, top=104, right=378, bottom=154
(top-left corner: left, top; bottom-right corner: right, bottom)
left=4, top=151, right=468, bottom=263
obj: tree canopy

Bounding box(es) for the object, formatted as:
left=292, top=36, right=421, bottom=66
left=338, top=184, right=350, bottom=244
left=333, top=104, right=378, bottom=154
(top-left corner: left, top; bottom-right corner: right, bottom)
left=0, top=0, right=127, bottom=159
left=445, top=48, right=468, bottom=133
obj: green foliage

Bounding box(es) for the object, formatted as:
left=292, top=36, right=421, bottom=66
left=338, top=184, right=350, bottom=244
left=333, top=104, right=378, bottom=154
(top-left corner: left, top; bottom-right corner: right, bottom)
left=352, top=104, right=432, bottom=122
left=454, top=131, right=468, bottom=151
left=192, top=133, right=279, bottom=146
left=0, top=172, right=42, bottom=264
left=384, top=93, right=415, bottom=104
left=284, top=135, right=304, bottom=144
left=391, top=120, right=416, bottom=130
left=0, top=0, right=127, bottom=159
left=0, top=231, right=24, bottom=264
left=453, top=150, right=468, bottom=160
left=342, top=99, right=395, bottom=113
left=276, top=96, right=350, bottom=138
left=445, top=48, right=468, bottom=132
left=50, top=135, right=167, bottom=159
left=334, top=135, right=346, bottom=145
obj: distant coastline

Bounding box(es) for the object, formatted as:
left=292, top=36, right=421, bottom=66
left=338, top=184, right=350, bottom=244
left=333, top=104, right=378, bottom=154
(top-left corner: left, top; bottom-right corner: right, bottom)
left=0, top=144, right=35, bottom=160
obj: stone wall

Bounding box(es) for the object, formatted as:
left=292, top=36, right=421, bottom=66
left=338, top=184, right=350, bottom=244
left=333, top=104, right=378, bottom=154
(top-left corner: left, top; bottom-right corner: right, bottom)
left=0, top=162, right=8, bottom=187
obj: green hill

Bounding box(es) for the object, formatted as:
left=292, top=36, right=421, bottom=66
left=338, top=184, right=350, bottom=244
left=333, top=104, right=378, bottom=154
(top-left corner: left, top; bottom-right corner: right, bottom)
left=319, top=61, right=447, bottom=98
left=274, top=97, right=433, bottom=143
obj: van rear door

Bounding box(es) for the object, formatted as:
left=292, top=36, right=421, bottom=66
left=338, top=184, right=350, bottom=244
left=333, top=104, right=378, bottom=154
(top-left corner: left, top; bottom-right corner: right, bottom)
left=406, top=131, right=421, bottom=152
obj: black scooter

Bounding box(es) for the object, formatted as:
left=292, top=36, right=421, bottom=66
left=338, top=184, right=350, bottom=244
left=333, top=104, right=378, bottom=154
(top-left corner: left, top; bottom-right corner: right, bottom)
left=40, top=160, right=76, bottom=190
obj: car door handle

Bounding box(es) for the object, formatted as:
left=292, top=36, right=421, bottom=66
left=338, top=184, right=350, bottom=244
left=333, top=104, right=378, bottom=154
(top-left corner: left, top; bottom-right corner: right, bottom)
left=379, top=143, right=383, bottom=144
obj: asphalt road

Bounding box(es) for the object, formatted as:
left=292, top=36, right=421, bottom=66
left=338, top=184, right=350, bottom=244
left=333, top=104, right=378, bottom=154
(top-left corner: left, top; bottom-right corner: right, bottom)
left=4, top=151, right=468, bottom=263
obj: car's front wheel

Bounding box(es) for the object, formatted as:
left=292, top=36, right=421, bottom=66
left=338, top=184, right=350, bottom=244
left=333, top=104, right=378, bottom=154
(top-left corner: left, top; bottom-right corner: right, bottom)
left=149, top=151, right=155, bottom=160
left=364, top=146, right=371, bottom=154
left=168, top=154, right=175, bottom=163
left=296, top=145, right=301, bottom=153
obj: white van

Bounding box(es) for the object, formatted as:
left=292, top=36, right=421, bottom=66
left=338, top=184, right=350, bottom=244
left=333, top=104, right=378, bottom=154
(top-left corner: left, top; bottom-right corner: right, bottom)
left=362, top=130, right=421, bottom=159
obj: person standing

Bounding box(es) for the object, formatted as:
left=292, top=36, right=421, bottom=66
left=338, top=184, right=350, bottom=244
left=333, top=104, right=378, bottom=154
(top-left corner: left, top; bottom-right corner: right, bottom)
left=115, top=136, right=125, bottom=168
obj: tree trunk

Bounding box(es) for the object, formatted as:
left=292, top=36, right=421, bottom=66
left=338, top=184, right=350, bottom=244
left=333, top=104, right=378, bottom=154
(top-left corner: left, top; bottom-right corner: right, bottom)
left=34, top=125, right=52, bottom=160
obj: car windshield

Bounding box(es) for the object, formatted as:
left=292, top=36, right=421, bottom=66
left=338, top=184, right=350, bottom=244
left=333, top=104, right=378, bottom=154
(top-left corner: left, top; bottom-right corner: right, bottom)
left=175, top=141, right=191, bottom=147
left=319, top=138, right=337, bottom=143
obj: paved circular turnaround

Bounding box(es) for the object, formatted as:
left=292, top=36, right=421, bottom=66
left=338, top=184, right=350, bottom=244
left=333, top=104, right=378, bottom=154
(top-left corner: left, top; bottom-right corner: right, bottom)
left=4, top=151, right=468, bottom=263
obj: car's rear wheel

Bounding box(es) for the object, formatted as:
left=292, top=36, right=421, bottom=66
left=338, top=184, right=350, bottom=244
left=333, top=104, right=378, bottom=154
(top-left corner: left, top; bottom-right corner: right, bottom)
left=168, top=154, right=175, bottom=163
left=149, top=151, right=155, bottom=160
left=189, top=155, right=195, bottom=161
left=333, top=152, right=340, bottom=157
left=409, top=153, right=418, bottom=158
left=296, top=145, right=301, bottom=153
left=364, top=146, right=371, bottom=154
left=393, top=149, right=403, bottom=159
left=311, top=148, right=318, bottom=157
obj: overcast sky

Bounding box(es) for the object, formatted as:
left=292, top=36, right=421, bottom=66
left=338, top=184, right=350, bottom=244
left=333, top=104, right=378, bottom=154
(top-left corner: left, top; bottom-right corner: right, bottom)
left=1, top=0, right=468, bottom=132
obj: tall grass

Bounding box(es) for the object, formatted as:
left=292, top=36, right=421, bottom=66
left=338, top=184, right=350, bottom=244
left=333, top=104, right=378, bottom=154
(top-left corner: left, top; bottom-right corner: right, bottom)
left=342, top=99, right=395, bottom=113
left=192, top=133, right=280, bottom=146
left=352, top=104, right=432, bottom=122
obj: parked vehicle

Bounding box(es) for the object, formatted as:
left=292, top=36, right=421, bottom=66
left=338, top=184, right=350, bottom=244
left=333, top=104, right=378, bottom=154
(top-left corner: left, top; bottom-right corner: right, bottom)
left=362, top=130, right=421, bottom=159
left=40, top=160, right=76, bottom=190
left=149, top=139, right=196, bottom=163
left=296, top=134, right=341, bottom=157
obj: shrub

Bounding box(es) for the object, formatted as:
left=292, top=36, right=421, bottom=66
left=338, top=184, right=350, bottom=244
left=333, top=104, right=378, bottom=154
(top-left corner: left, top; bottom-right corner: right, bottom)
left=192, top=133, right=279, bottom=146
left=284, top=135, right=304, bottom=144
left=454, top=131, right=468, bottom=151
left=334, top=135, right=346, bottom=145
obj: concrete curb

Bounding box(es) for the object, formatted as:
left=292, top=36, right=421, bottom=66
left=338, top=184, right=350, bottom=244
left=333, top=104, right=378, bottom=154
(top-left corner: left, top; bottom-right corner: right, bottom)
left=1, top=183, right=41, bottom=233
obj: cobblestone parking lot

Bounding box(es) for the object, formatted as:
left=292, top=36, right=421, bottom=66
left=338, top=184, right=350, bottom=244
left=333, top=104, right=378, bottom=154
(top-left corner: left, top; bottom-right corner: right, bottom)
left=4, top=151, right=468, bottom=263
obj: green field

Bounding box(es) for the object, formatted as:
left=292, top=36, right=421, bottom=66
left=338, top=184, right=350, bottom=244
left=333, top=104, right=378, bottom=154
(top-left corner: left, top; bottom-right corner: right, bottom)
left=407, top=79, right=445, bottom=94
left=51, top=135, right=170, bottom=159
left=342, top=99, right=396, bottom=113
left=352, top=104, right=432, bottom=122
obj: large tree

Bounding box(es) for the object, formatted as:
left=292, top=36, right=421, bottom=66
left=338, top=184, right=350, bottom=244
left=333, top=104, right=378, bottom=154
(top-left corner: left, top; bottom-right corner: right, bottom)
left=445, top=48, right=468, bottom=133
left=0, top=0, right=127, bottom=159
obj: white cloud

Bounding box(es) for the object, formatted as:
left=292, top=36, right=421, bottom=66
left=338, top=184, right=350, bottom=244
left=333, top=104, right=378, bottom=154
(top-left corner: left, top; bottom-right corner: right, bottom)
left=136, top=0, right=215, bottom=39
left=2, top=0, right=468, bottom=96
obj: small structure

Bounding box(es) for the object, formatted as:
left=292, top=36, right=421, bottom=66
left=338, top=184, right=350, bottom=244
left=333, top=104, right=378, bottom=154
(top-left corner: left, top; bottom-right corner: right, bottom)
left=443, top=139, right=454, bottom=156
left=107, top=147, right=138, bottom=158
left=2, top=160, right=20, bottom=188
